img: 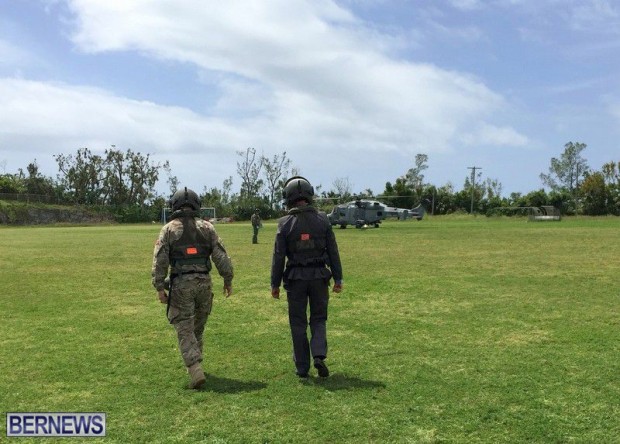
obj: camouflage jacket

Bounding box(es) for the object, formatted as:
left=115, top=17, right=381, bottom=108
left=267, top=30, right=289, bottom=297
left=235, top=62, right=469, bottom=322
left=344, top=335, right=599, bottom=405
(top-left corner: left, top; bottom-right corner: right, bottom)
left=152, top=214, right=233, bottom=291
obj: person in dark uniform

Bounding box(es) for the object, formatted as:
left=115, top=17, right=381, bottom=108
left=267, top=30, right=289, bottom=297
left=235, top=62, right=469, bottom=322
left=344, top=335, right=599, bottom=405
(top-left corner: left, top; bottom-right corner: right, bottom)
left=271, top=176, right=343, bottom=378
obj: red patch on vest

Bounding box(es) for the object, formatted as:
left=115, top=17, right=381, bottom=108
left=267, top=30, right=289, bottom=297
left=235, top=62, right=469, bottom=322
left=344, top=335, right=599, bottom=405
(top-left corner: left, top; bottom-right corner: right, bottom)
left=300, top=233, right=310, bottom=241
left=186, top=247, right=198, bottom=255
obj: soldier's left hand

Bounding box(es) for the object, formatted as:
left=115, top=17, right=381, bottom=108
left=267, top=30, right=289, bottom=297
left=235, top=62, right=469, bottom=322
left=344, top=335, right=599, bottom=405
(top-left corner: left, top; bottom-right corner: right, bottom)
left=158, top=290, right=168, bottom=304
left=223, top=284, right=233, bottom=298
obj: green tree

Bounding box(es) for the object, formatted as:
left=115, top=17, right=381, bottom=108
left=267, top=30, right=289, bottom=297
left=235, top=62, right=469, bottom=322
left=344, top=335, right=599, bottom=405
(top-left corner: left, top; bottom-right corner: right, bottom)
left=429, top=183, right=456, bottom=215
left=0, top=173, right=25, bottom=194
left=524, top=189, right=549, bottom=208
left=581, top=172, right=609, bottom=215
left=55, top=147, right=167, bottom=207
left=122, top=149, right=164, bottom=206
left=381, top=177, right=415, bottom=208
left=601, top=161, right=620, bottom=215
left=23, top=160, right=56, bottom=199
left=54, top=148, right=104, bottom=205
left=548, top=189, right=575, bottom=215
left=382, top=153, right=429, bottom=208
left=202, top=176, right=234, bottom=218
left=540, top=142, right=589, bottom=201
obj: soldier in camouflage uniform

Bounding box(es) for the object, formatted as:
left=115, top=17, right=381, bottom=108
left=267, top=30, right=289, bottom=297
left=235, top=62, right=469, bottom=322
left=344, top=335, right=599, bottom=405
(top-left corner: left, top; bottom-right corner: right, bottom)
left=271, top=176, right=343, bottom=378
left=251, top=209, right=262, bottom=244
left=152, top=187, right=233, bottom=389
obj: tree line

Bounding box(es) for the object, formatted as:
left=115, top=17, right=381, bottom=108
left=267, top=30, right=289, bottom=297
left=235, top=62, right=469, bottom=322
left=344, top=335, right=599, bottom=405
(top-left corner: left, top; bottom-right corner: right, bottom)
left=377, top=143, right=619, bottom=217
left=0, top=142, right=618, bottom=222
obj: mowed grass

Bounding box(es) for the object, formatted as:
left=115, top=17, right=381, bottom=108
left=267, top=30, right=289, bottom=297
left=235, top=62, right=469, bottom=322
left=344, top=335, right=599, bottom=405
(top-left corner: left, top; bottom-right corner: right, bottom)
left=1, top=216, right=619, bottom=443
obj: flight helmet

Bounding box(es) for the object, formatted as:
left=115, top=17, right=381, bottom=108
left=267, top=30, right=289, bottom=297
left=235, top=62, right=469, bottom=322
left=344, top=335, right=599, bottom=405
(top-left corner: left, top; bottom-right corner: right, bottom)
left=169, top=187, right=201, bottom=211
left=282, top=176, right=314, bottom=207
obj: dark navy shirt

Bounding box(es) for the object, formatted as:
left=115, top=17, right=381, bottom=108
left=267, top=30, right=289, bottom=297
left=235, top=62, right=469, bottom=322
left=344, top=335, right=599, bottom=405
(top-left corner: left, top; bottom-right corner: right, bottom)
left=271, top=205, right=343, bottom=288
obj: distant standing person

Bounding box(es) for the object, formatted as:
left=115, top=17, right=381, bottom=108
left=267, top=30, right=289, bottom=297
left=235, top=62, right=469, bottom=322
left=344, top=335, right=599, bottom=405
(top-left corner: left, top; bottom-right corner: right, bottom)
left=271, top=176, right=343, bottom=378
left=251, top=209, right=262, bottom=244
left=152, top=187, right=234, bottom=389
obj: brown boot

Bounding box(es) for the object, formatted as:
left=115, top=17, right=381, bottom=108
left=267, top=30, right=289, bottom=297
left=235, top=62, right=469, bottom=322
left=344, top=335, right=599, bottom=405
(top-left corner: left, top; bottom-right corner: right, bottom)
left=187, top=362, right=206, bottom=389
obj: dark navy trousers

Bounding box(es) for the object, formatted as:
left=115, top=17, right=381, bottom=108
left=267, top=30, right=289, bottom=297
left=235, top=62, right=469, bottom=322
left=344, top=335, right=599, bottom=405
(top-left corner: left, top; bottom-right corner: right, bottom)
left=286, top=278, right=329, bottom=374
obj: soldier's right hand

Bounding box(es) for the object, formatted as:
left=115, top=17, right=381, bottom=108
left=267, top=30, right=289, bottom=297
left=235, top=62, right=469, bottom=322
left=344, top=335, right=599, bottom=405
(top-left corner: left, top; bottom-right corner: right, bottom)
left=158, top=290, right=168, bottom=304
left=271, top=287, right=280, bottom=299
left=223, top=284, right=233, bottom=298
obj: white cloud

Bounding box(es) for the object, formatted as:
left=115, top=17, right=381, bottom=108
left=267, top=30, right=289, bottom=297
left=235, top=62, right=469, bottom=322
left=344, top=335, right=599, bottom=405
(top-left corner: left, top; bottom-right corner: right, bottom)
left=1, top=0, right=536, bottom=193
left=0, top=78, right=244, bottom=153
left=59, top=0, right=519, bottom=154
left=463, top=123, right=529, bottom=147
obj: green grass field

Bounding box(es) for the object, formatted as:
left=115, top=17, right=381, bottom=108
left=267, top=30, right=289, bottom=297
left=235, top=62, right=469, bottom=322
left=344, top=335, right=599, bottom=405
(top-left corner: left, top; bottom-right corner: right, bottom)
left=1, top=216, right=619, bottom=443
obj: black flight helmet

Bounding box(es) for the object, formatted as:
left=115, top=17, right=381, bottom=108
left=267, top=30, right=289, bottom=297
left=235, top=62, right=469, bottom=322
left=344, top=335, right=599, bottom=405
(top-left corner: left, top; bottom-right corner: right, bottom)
left=169, top=187, right=201, bottom=211
left=282, top=176, right=314, bottom=207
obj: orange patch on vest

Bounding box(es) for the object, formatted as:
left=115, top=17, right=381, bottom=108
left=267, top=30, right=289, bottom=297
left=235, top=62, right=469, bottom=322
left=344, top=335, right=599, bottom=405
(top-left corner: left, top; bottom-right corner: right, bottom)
left=300, top=233, right=310, bottom=241
left=186, top=247, right=198, bottom=255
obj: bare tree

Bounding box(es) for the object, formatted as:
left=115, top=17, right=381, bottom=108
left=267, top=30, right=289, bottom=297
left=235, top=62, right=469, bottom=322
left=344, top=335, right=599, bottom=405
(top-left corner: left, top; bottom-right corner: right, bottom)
left=236, top=147, right=264, bottom=199
left=405, top=154, right=429, bottom=196
left=332, top=177, right=353, bottom=203
left=163, top=162, right=179, bottom=195
left=602, top=161, right=619, bottom=186
left=484, top=178, right=503, bottom=200
left=262, top=151, right=291, bottom=209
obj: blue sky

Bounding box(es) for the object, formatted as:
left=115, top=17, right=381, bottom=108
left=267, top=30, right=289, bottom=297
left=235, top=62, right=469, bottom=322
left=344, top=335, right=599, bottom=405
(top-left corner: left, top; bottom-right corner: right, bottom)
left=1, top=0, right=619, bottom=198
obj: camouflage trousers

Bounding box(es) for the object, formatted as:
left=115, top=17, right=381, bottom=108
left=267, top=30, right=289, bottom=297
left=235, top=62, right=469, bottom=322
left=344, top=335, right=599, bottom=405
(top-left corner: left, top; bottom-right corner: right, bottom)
left=252, top=226, right=259, bottom=243
left=167, top=274, right=214, bottom=368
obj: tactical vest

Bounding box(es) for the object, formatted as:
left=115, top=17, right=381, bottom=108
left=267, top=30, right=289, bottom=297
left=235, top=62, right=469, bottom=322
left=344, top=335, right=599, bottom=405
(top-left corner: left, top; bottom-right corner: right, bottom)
left=285, top=210, right=329, bottom=267
left=169, top=216, right=212, bottom=276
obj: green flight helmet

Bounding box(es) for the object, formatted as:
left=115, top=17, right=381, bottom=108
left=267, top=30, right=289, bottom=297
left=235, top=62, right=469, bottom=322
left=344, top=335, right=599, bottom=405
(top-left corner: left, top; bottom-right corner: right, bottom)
left=169, top=187, right=201, bottom=211
left=282, top=176, right=314, bottom=207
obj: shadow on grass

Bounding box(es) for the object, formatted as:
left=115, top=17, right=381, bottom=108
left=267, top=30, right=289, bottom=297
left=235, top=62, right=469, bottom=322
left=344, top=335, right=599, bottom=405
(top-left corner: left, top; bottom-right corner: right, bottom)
left=190, top=375, right=267, bottom=394
left=306, top=373, right=386, bottom=391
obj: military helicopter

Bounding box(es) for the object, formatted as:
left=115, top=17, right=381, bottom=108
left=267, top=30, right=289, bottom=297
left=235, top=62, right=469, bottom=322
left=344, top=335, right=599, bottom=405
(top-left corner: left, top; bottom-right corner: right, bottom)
left=326, top=198, right=426, bottom=229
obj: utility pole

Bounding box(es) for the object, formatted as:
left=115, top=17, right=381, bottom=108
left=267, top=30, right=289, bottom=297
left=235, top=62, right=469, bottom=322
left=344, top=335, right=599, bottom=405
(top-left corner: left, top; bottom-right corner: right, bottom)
left=467, top=166, right=482, bottom=214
